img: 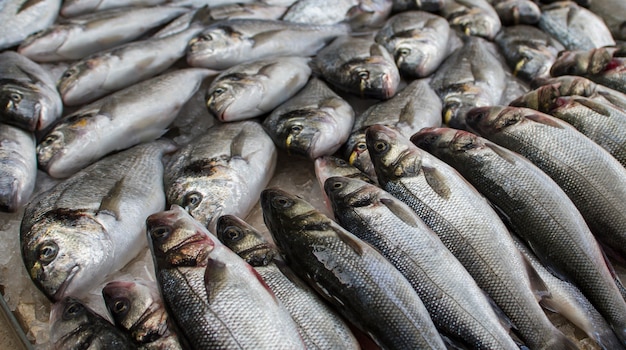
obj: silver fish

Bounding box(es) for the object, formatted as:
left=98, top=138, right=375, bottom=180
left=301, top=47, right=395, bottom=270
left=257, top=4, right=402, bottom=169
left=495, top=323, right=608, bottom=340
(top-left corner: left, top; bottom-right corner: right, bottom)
left=187, top=19, right=349, bottom=70
left=17, top=6, right=189, bottom=62
left=391, top=0, right=443, bottom=12
left=102, top=280, right=184, bottom=350
left=262, top=78, right=354, bottom=159
left=206, top=56, right=311, bottom=122
left=314, top=155, right=376, bottom=188
left=588, top=0, right=626, bottom=41
left=324, top=176, right=519, bottom=349
left=0, top=0, right=61, bottom=50
left=38, top=68, right=213, bottom=179
left=61, top=0, right=169, bottom=17
left=282, top=0, right=392, bottom=30
left=164, top=121, right=277, bottom=233
left=487, top=0, right=541, bottom=25
left=21, top=140, right=175, bottom=301
left=261, top=188, right=447, bottom=350
left=374, top=11, right=451, bottom=78
left=0, top=124, right=36, bottom=213
left=216, top=215, right=360, bottom=350
left=0, top=51, right=63, bottom=131
left=50, top=297, right=135, bottom=350
left=145, top=205, right=305, bottom=349
left=365, top=124, right=577, bottom=350
left=313, top=35, right=400, bottom=100
left=439, top=0, right=501, bottom=40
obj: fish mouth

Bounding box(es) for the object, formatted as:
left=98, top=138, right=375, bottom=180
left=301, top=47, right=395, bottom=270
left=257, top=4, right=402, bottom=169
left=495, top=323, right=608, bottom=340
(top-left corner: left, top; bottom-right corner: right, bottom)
left=51, top=265, right=80, bottom=301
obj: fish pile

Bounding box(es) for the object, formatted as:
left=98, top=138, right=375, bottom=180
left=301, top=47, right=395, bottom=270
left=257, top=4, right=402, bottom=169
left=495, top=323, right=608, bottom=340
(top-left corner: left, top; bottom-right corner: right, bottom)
left=0, top=0, right=626, bottom=348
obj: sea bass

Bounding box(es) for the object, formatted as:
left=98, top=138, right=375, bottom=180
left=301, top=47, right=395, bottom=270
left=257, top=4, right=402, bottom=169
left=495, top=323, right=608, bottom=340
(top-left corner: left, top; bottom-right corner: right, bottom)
left=0, top=0, right=61, bottom=50
left=21, top=140, right=175, bottom=301
left=0, top=124, right=37, bottom=213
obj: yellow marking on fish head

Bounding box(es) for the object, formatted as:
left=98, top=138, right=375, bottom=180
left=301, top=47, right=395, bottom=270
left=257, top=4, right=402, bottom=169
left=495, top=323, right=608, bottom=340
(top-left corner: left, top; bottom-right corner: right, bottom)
left=444, top=109, right=453, bottom=125
left=349, top=150, right=359, bottom=165
left=30, top=262, right=41, bottom=280
left=514, top=58, right=526, bottom=77
left=285, top=134, right=293, bottom=149
left=71, top=118, right=89, bottom=128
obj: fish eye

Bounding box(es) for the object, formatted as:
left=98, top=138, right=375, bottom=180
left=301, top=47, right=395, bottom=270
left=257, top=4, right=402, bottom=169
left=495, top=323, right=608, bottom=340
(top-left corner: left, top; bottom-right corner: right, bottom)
left=397, top=47, right=411, bottom=56
left=331, top=181, right=344, bottom=189
left=150, top=226, right=171, bottom=240
left=502, top=116, right=520, bottom=127
left=201, top=34, right=213, bottom=41
left=272, top=196, right=293, bottom=209
left=9, top=92, right=22, bottom=102
left=335, top=158, right=348, bottom=166
left=213, top=87, right=226, bottom=96
left=290, top=125, right=303, bottom=134
left=61, top=68, right=76, bottom=80
left=182, top=191, right=203, bottom=210
left=372, top=141, right=389, bottom=153
left=356, top=142, right=367, bottom=151
left=357, top=70, right=370, bottom=80
left=223, top=226, right=244, bottom=242
left=37, top=241, right=58, bottom=264
left=111, top=299, right=130, bottom=316
left=39, top=134, right=59, bottom=147
left=63, top=302, right=84, bottom=319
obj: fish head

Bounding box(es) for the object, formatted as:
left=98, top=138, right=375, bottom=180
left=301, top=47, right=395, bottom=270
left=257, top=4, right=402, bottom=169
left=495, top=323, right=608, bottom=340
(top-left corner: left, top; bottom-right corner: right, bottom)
left=393, top=38, right=438, bottom=78
left=0, top=81, right=42, bottom=131
left=342, top=56, right=400, bottom=100
left=465, top=105, right=524, bottom=137
left=343, top=130, right=374, bottom=175
left=412, top=126, right=484, bottom=159
left=323, top=176, right=374, bottom=213
left=60, top=0, right=101, bottom=17
left=187, top=27, right=246, bottom=69
left=49, top=297, right=92, bottom=345
left=146, top=205, right=216, bottom=269
left=366, top=124, right=422, bottom=182
left=22, top=212, right=111, bottom=301
left=18, top=26, right=70, bottom=61
left=206, top=74, right=262, bottom=121
left=271, top=109, right=341, bottom=159
left=450, top=10, right=501, bottom=40
left=510, top=84, right=560, bottom=112
left=58, top=58, right=109, bottom=106
left=315, top=155, right=371, bottom=186
left=216, top=215, right=276, bottom=267
left=513, top=44, right=557, bottom=80
left=493, top=0, right=541, bottom=25
left=440, top=84, right=487, bottom=129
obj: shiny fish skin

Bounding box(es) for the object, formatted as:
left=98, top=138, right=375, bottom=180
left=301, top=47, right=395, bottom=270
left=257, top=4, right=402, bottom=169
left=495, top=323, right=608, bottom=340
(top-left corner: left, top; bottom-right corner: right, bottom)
left=262, top=78, right=355, bottom=159
left=366, top=125, right=577, bottom=350
left=38, top=68, right=213, bottom=179
left=206, top=56, right=311, bottom=121
left=61, top=0, right=168, bottom=17
left=102, top=280, right=183, bottom=350
left=21, top=140, right=175, bottom=301
left=17, top=6, right=189, bottom=62
left=261, top=188, right=447, bottom=350
left=146, top=205, right=305, bottom=349
left=50, top=297, right=135, bottom=350
left=187, top=19, right=349, bottom=70
left=314, top=155, right=376, bottom=189
left=439, top=0, right=501, bottom=40
left=216, top=215, right=360, bottom=350
left=164, top=121, right=276, bottom=233
left=312, top=35, right=400, bottom=100
left=324, top=176, right=519, bottom=350
left=391, top=0, right=443, bottom=12
left=588, top=0, right=626, bottom=41
left=0, top=124, right=36, bottom=213
left=281, top=0, right=392, bottom=30
left=487, top=0, right=541, bottom=26
left=374, top=11, right=451, bottom=78
left=550, top=48, right=626, bottom=95
left=0, top=51, right=63, bottom=131
left=0, top=0, right=61, bottom=51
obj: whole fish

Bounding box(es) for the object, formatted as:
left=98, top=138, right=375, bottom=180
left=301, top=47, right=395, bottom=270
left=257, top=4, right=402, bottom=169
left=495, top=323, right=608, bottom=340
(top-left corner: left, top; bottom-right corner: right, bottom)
left=0, top=51, right=63, bottom=131
left=342, top=78, right=441, bottom=179
left=206, top=56, right=311, bottom=121
left=312, top=35, right=400, bottom=100
left=38, top=68, right=213, bottom=179
left=0, top=0, right=61, bottom=50
left=187, top=19, right=349, bottom=70
left=527, top=76, right=626, bottom=112
left=588, top=0, right=626, bottom=41
left=430, top=36, right=505, bottom=129
left=538, top=2, right=615, bottom=50
left=21, top=140, right=175, bottom=302
left=164, top=121, right=276, bottom=233
left=439, top=0, right=501, bottom=40
left=413, top=127, right=626, bottom=347
left=0, top=124, right=36, bottom=213
left=324, top=176, right=519, bottom=349
left=102, top=280, right=183, bottom=350
left=61, top=0, right=169, bottom=17
left=262, top=78, right=355, bottom=159
left=260, top=188, right=447, bottom=350
left=50, top=297, right=135, bottom=350
left=465, top=106, right=626, bottom=297
left=58, top=9, right=217, bottom=106
left=17, top=6, right=189, bottom=62
left=216, top=215, right=360, bottom=350
left=494, top=25, right=564, bottom=82
left=281, top=0, right=392, bottom=30
left=374, top=11, right=451, bottom=78
left=487, top=0, right=541, bottom=25
left=365, top=124, right=577, bottom=350
left=391, top=0, right=443, bottom=12
left=145, top=205, right=305, bottom=349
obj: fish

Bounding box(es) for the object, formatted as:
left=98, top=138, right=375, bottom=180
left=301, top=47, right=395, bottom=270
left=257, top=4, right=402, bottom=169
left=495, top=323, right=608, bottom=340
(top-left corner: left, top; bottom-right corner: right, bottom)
left=145, top=205, right=305, bottom=349
left=312, top=35, right=400, bottom=100
left=215, top=214, right=361, bottom=350
left=527, top=76, right=626, bottom=112
left=50, top=297, right=135, bottom=350
left=365, top=124, right=577, bottom=350
left=57, top=8, right=217, bottom=106
left=164, top=121, right=276, bottom=233
left=0, top=0, right=61, bottom=50
left=538, top=1, right=615, bottom=50
left=0, top=124, right=37, bottom=213
left=38, top=68, right=214, bottom=179
left=61, top=0, right=170, bottom=17
left=342, top=78, right=441, bottom=179
left=439, top=0, right=501, bottom=40
left=17, top=6, right=189, bottom=62
left=429, top=36, right=505, bottom=129
left=494, top=25, right=564, bottom=82
left=487, top=0, right=541, bottom=25
left=102, top=280, right=184, bottom=350
left=186, top=19, right=349, bottom=70
left=281, top=0, right=392, bottom=30
left=588, top=0, right=626, bottom=41
left=206, top=56, right=311, bottom=121
left=260, top=188, right=447, bottom=350
left=262, top=78, right=355, bottom=159
left=391, top=0, right=443, bottom=12
left=324, top=176, right=519, bottom=349
left=0, top=51, right=63, bottom=132
left=413, top=126, right=626, bottom=347
left=314, top=155, right=376, bottom=188
left=21, top=140, right=175, bottom=302
left=374, top=11, right=451, bottom=78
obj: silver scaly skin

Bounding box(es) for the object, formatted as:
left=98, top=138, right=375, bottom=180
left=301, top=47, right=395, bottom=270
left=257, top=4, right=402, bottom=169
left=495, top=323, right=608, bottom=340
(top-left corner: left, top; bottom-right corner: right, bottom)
left=60, top=0, right=168, bottom=17
left=261, top=188, right=447, bottom=350
left=314, top=155, right=376, bottom=188
left=439, top=0, right=501, bottom=40
left=486, top=0, right=540, bottom=26
left=281, top=0, right=392, bottom=30
left=0, top=0, right=61, bottom=50
left=146, top=205, right=306, bottom=349
left=216, top=215, right=360, bottom=350
left=0, top=124, right=36, bottom=213
left=588, top=0, right=626, bottom=41
left=550, top=48, right=626, bottom=95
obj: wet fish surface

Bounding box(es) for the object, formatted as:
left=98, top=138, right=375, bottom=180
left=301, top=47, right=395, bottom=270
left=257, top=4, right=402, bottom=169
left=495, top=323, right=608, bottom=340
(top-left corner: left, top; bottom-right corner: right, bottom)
left=0, top=0, right=61, bottom=50
left=588, top=0, right=626, bottom=41
left=0, top=124, right=37, bottom=213
left=487, top=0, right=541, bottom=25
left=391, top=0, right=443, bottom=12
left=60, top=0, right=169, bottom=17
left=439, top=0, right=501, bottom=40
left=281, top=0, right=392, bottom=29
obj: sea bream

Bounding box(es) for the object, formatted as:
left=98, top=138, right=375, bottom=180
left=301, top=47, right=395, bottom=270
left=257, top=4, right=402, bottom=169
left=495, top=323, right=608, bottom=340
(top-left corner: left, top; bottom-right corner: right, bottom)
left=0, top=0, right=61, bottom=50
left=0, top=124, right=37, bottom=213
left=60, top=0, right=170, bottom=17
left=281, top=0, right=392, bottom=30
left=487, top=0, right=541, bottom=25
left=38, top=68, right=214, bottom=179
left=0, top=51, right=63, bottom=132
left=439, top=0, right=501, bottom=40
left=21, top=140, right=175, bottom=302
